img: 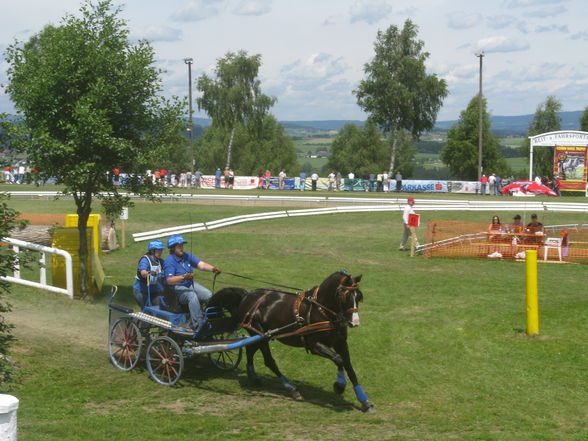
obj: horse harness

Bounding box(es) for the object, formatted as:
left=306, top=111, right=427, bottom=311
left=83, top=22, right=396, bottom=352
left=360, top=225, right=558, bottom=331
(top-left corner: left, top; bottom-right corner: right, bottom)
left=240, top=282, right=360, bottom=346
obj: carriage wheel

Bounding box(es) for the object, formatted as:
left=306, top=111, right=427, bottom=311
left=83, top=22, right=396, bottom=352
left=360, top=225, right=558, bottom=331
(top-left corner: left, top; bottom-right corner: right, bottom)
left=146, top=336, right=184, bottom=386
left=109, top=318, right=142, bottom=371
left=207, top=332, right=243, bottom=371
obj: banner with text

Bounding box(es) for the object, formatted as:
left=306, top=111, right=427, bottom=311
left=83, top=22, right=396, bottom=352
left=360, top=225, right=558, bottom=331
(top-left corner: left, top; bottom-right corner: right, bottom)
left=553, top=146, right=587, bottom=192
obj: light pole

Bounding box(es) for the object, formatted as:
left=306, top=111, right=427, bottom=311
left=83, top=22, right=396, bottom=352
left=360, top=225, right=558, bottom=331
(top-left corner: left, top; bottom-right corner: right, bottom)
left=475, top=51, right=485, bottom=182
left=184, top=57, right=194, bottom=173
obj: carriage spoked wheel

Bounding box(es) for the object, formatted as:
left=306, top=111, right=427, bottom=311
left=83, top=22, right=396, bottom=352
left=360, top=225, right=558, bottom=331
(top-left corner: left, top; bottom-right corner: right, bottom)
left=146, top=336, right=184, bottom=386
left=109, top=318, right=142, bottom=371
left=207, top=331, right=243, bottom=371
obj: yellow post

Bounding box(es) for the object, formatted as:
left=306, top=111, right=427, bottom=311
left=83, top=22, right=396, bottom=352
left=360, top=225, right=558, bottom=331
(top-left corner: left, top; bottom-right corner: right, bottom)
left=525, top=249, right=539, bottom=335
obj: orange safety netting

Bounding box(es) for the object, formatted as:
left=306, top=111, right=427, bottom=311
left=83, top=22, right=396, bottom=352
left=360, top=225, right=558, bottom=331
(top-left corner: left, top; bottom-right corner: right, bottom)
left=421, top=220, right=588, bottom=263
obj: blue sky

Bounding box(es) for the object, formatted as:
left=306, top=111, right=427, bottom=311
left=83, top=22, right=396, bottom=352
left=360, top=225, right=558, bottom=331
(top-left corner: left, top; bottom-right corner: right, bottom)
left=1, top=0, right=587, bottom=122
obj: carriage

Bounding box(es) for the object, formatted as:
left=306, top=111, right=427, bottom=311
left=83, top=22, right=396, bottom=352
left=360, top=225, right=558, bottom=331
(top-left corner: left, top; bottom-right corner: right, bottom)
left=107, top=271, right=375, bottom=413
left=107, top=285, right=262, bottom=386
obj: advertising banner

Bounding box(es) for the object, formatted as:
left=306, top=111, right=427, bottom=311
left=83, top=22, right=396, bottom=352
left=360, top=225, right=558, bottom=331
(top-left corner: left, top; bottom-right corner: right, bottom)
left=200, top=175, right=260, bottom=190
left=553, top=146, right=587, bottom=192
left=447, top=181, right=479, bottom=194
left=400, top=180, right=449, bottom=193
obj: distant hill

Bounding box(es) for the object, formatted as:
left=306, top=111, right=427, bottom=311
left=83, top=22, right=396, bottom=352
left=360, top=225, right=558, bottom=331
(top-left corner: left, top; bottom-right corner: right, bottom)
left=433, top=110, right=584, bottom=136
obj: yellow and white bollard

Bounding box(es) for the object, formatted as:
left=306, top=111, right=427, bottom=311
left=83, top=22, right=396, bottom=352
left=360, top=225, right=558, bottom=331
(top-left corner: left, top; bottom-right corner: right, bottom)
left=525, top=250, right=539, bottom=335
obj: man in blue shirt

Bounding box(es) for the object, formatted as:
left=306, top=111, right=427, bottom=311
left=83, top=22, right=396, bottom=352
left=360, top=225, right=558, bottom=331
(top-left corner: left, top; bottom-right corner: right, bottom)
left=163, top=234, right=221, bottom=329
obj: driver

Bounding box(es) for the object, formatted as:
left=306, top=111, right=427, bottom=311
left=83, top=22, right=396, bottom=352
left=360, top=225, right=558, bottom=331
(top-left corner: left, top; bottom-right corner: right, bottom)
left=163, top=234, right=221, bottom=329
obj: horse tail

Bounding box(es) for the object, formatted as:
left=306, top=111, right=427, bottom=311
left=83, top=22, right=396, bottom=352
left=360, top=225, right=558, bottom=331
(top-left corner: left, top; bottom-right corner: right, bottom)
left=208, top=287, right=248, bottom=319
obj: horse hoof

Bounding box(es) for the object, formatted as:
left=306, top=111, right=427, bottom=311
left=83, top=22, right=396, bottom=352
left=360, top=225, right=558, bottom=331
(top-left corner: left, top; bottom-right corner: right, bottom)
left=333, top=381, right=346, bottom=395
left=361, top=400, right=376, bottom=413
left=291, top=389, right=303, bottom=401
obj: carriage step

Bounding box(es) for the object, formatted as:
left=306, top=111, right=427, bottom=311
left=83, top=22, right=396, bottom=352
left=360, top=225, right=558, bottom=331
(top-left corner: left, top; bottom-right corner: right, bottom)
left=109, top=303, right=134, bottom=314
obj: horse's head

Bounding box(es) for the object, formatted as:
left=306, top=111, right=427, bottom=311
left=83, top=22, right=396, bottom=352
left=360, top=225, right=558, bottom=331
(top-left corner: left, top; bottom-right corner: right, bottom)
left=334, top=273, right=363, bottom=328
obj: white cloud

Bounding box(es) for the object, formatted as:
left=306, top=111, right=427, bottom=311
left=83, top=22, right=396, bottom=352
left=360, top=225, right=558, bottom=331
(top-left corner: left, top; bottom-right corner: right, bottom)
left=349, top=0, right=392, bottom=25
left=486, top=15, right=518, bottom=30
left=281, top=53, right=347, bottom=82
left=506, top=0, right=567, bottom=7
left=232, top=0, right=272, bottom=16
left=130, top=26, right=183, bottom=42
left=475, top=36, right=530, bottom=53
left=447, top=11, right=483, bottom=30
left=526, top=5, right=567, bottom=17
left=570, top=31, right=588, bottom=40
left=535, top=24, right=568, bottom=33
left=170, top=0, right=223, bottom=22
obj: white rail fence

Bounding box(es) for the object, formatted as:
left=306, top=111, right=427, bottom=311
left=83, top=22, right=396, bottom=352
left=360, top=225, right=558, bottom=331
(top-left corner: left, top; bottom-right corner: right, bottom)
left=1, top=237, right=74, bottom=299
left=133, top=200, right=588, bottom=242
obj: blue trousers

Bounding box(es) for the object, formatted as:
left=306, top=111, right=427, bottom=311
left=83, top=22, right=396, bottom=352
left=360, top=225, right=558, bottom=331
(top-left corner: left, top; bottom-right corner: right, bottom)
left=174, top=282, right=212, bottom=327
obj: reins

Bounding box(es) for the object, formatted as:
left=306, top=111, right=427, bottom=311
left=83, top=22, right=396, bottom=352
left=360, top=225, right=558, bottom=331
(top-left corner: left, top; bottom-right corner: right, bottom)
left=220, top=271, right=304, bottom=292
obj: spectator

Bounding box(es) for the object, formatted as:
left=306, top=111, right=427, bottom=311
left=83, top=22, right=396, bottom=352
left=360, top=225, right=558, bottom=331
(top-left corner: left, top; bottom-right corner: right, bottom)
left=278, top=169, right=286, bottom=190
left=228, top=168, right=234, bottom=189
left=369, top=172, right=376, bottom=192
left=335, top=171, right=341, bottom=191
left=223, top=167, right=230, bottom=189
left=194, top=170, right=202, bottom=189
left=299, top=170, right=307, bottom=191
left=480, top=174, right=488, bottom=195
left=376, top=173, right=383, bottom=192
left=264, top=170, right=271, bottom=190
left=395, top=171, right=402, bottom=192
left=363, top=172, right=370, bottom=192
left=495, top=174, right=502, bottom=195
left=311, top=172, right=319, bottom=191
left=382, top=171, right=389, bottom=192
left=328, top=171, right=335, bottom=191
left=487, top=215, right=504, bottom=258
left=113, top=168, right=120, bottom=185
left=488, top=173, right=496, bottom=195
left=553, top=175, right=561, bottom=196
left=215, top=168, right=222, bottom=189
left=348, top=171, right=355, bottom=191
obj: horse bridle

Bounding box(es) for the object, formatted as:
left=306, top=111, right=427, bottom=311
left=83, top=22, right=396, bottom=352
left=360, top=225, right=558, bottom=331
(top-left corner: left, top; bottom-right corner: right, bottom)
left=336, top=283, right=361, bottom=316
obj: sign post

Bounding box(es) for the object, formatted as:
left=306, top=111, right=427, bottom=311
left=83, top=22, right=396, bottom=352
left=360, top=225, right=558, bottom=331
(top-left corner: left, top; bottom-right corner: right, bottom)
left=119, top=207, right=128, bottom=249
left=525, top=249, right=539, bottom=335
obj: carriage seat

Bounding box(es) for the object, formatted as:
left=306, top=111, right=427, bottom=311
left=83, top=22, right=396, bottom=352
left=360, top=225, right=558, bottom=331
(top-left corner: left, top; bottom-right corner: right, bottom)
left=143, top=302, right=188, bottom=326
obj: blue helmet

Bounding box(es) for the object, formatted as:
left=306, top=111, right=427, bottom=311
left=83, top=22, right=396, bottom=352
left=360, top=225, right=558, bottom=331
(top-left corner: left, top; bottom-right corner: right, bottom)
left=147, top=240, right=164, bottom=252
left=167, top=234, right=187, bottom=249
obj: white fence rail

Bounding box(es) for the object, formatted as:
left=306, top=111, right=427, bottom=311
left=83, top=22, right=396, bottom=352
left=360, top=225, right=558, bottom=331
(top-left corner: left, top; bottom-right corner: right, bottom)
left=1, top=237, right=74, bottom=299
left=133, top=200, right=588, bottom=242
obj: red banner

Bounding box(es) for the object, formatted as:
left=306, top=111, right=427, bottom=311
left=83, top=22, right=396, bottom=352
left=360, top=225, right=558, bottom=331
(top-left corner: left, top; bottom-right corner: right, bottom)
left=553, top=146, right=587, bottom=192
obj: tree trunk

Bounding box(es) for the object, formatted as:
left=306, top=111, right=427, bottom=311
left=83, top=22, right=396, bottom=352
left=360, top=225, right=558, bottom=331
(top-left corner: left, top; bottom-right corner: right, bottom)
left=75, top=192, right=93, bottom=299
left=9, top=225, right=53, bottom=246
left=388, top=129, right=398, bottom=175
left=225, top=126, right=236, bottom=169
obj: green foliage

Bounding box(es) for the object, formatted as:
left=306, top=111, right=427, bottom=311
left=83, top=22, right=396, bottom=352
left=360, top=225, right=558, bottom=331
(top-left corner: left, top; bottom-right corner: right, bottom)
left=580, top=106, right=588, bottom=131
left=196, top=115, right=298, bottom=176
left=4, top=0, right=184, bottom=296
left=441, top=95, right=510, bottom=180
left=354, top=19, right=447, bottom=172
left=196, top=50, right=276, bottom=168
left=519, top=96, right=562, bottom=177
left=0, top=195, right=23, bottom=389
left=327, top=121, right=387, bottom=175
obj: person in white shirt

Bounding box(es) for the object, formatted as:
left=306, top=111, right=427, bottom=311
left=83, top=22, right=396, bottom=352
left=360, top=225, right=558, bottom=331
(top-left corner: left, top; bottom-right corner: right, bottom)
left=278, top=169, right=286, bottom=190
left=328, top=172, right=335, bottom=191
left=311, top=172, right=319, bottom=191
left=348, top=171, right=355, bottom=191
left=400, top=198, right=419, bottom=251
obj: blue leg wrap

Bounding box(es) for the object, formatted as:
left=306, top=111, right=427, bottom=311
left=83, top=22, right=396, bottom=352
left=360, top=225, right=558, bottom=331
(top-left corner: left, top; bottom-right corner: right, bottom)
left=354, top=385, right=369, bottom=402
left=336, top=369, right=347, bottom=386
left=280, top=375, right=296, bottom=391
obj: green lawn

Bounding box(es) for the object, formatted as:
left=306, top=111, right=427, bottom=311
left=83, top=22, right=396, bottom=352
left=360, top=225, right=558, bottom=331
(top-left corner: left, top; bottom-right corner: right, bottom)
left=4, top=196, right=588, bottom=441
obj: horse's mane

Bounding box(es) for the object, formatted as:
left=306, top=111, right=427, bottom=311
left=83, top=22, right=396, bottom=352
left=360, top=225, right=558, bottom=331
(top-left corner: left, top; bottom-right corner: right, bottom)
left=208, top=287, right=248, bottom=317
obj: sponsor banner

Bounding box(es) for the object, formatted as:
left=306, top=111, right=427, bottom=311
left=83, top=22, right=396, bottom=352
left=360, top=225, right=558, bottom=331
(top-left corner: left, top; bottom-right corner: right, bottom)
left=200, top=175, right=260, bottom=190
left=448, top=181, right=479, bottom=193
left=553, top=146, right=587, bottom=192
left=401, top=180, right=449, bottom=193
left=266, top=177, right=298, bottom=190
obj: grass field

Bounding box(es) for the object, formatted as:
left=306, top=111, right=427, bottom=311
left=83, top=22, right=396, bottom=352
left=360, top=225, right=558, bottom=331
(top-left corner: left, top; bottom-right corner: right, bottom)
left=3, top=194, right=588, bottom=441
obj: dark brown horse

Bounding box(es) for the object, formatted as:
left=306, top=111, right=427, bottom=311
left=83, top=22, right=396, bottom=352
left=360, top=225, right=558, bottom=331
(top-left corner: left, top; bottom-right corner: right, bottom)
left=210, top=270, right=374, bottom=413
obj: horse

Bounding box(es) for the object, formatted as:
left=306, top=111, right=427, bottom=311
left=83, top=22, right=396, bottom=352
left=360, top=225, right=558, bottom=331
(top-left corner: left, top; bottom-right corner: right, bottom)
left=209, top=270, right=374, bottom=413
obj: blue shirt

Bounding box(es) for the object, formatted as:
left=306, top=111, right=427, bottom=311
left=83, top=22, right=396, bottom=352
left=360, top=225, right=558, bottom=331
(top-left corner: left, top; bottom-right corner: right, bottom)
left=163, top=251, right=201, bottom=288
left=133, top=255, right=164, bottom=295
